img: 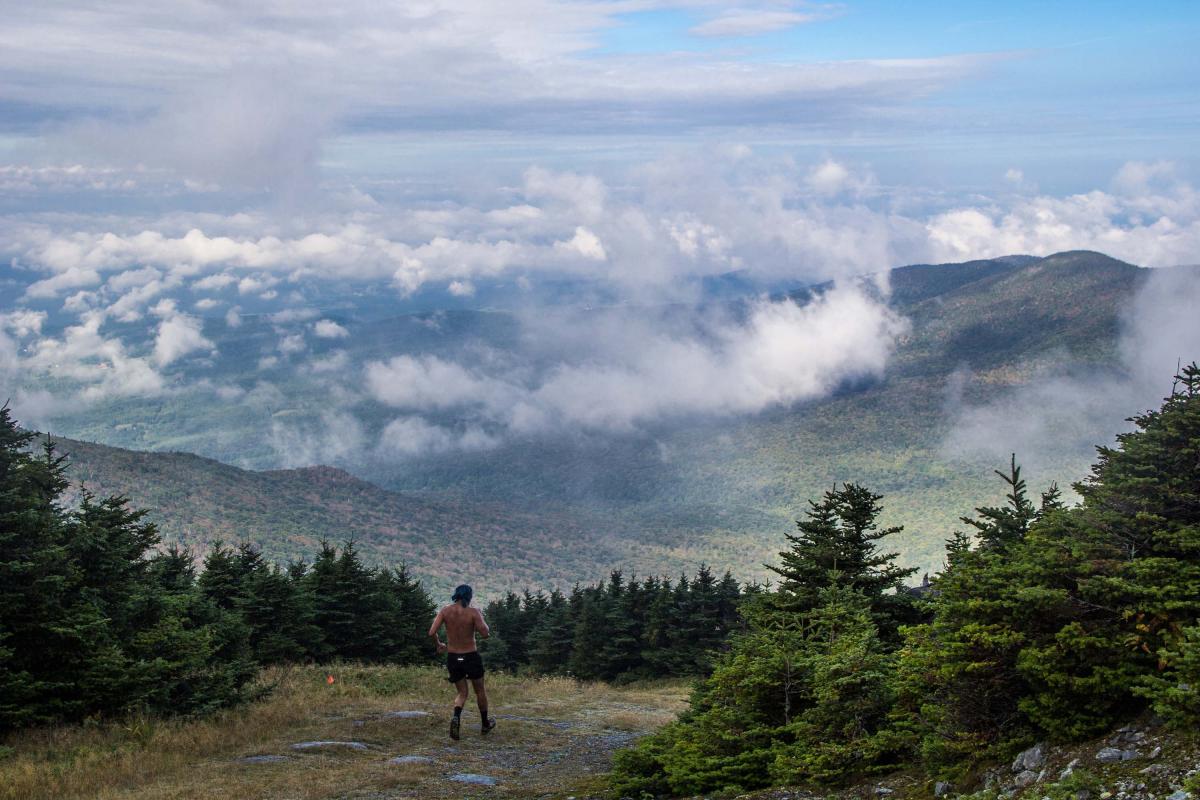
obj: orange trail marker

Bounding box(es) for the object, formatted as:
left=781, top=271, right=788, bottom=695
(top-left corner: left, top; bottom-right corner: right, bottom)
left=326, top=674, right=335, bottom=685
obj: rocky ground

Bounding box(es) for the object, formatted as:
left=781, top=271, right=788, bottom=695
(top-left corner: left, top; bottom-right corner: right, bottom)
left=728, top=718, right=1199, bottom=800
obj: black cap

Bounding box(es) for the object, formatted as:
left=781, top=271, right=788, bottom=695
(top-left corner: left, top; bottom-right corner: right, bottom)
left=452, top=584, right=473, bottom=606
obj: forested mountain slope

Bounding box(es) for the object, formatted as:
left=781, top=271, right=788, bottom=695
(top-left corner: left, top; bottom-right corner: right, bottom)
left=51, top=436, right=617, bottom=600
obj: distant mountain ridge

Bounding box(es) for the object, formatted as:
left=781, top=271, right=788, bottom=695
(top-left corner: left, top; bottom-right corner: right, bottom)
left=34, top=250, right=1192, bottom=593
left=51, top=435, right=619, bottom=601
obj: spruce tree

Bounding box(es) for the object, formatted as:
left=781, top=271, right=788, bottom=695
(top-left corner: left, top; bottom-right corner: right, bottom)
left=769, top=483, right=916, bottom=640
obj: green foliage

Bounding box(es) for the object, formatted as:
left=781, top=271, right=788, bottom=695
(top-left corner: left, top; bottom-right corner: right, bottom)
left=0, top=405, right=437, bottom=732
left=1040, top=768, right=1104, bottom=800
left=769, top=483, right=919, bottom=641
left=1135, top=625, right=1200, bottom=726
left=612, top=486, right=915, bottom=796
left=615, top=364, right=1200, bottom=794
left=0, top=403, right=257, bottom=729
left=480, top=566, right=744, bottom=683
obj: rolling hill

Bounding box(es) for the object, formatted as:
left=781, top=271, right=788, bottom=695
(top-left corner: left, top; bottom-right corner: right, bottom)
left=52, top=436, right=622, bottom=601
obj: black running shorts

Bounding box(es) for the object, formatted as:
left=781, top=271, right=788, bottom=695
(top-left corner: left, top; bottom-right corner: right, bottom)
left=446, top=651, right=485, bottom=682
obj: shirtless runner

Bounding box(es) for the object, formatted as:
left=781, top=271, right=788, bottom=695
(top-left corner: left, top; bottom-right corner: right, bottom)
left=428, top=584, right=494, bottom=739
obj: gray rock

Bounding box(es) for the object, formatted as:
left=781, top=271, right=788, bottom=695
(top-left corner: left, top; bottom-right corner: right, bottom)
left=388, top=755, right=434, bottom=765
left=1165, top=792, right=1190, bottom=800
left=1015, top=743, right=1049, bottom=773
left=1076, top=790, right=1093, bottom=800
left=1097, top=748, right=1138, bottom=764
left=1015, top=770, right=1040, bottom=789
left=290, top=740, right=369, bottom=751
left=1062, top=758, right=1082, bottom=780
left=1149, top=746, right=1163, bottom=759
left=238, top=755, right=289, bottom=764
left=875, top=788, right=895, bottom=796
left=935, top=781, right=953, bottom=797
left=1140, top=765, right=1170, bottom=777
left=385, top=711, right=431, bottom=719
left=449, top=773, right=497, bottom=786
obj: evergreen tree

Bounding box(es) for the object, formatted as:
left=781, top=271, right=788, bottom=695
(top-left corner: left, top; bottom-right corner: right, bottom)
left=526, top=588, right=573, bottom=674
left=0, top=421, right=99, bottom=728
left=614, top=584, right=897, bottom=796
left=1016, top=364, right=1200, bottom=738
left=769, top=484, right=917, bottom=640
left=597, top=571, right=642, bottom=680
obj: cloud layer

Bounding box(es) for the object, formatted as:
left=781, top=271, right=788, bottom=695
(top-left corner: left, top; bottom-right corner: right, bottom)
left=364, top=286, right=906, bottom=445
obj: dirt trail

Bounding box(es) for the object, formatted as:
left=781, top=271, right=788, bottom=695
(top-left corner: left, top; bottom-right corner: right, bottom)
left=278, top=693, right=672, bottom=799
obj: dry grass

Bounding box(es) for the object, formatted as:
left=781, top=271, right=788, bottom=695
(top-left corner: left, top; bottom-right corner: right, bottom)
left=0, top=665, right=691, bottom=800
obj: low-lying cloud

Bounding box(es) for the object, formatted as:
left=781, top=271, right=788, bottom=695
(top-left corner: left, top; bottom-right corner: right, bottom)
left=362, top=286, right=907, bottom=454
left=942, top=265, right=1200, bottom=475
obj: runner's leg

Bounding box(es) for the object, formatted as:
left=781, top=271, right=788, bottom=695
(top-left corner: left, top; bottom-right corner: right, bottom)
left=472, top=678, right=493, bottom=732
left=450, top=678, right=468, bottom=740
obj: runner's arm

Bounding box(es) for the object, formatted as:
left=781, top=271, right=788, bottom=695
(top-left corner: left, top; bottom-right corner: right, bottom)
left=427, top=609, right=447, bottom=652
left=474, top=608, right=491, bottom=639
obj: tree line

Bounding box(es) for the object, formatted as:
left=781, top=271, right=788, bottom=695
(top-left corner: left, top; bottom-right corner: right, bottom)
left=611, top=364, right=1200, bottom=796
left=0, top=406, right=433, bottom=731
left=479, top=565, right=745, bottom=682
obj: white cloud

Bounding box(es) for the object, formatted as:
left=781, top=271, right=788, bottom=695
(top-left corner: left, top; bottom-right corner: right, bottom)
left=366, top=355, right=510, bottom=411
left=3, top=0, right=981, bottom=171
left=362, top=286, right=907, bottom=446
left=1, top=309, right=47, bottom=337
left=376, top=416, right=498, bottom=457
left=308, top=350, right=349, bottom=373
left=225, top=306, right=243, bottom=328
left=238, top=274, right=279, bottom=295
left=7, top=159, right=1200, bottom=314
left=107, top=266, right=161, bottom=292
left=24, top=313, right=165, bottom=399
left=942, top=265, right=1200, bottom=473
left=510, top=287, right=907, bottom=432
left=924, top=177, right=1200, bottom=267
left=447, top=280, right=476, bottom=297
left=153, top=311, right=214, bottom=367
left=278, top=332, right=307, bottom=356
left=270, top=308, right=320, bottom=324
left=690, top=8, right=829, bottom=37
left=193, top=273, right=237, bottom=291
left=804, top=158, right=876, bottom=197
left=554, top=226, right=607, bottom=261
left=270, top=410, right=367, bottom=468
left=313, top=319, right=350, bottom=338
left=25, top=266, right=101, bottom=299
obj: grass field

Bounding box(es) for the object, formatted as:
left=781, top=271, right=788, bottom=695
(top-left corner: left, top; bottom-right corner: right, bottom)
left=0, top=665, right=691, bottom=800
